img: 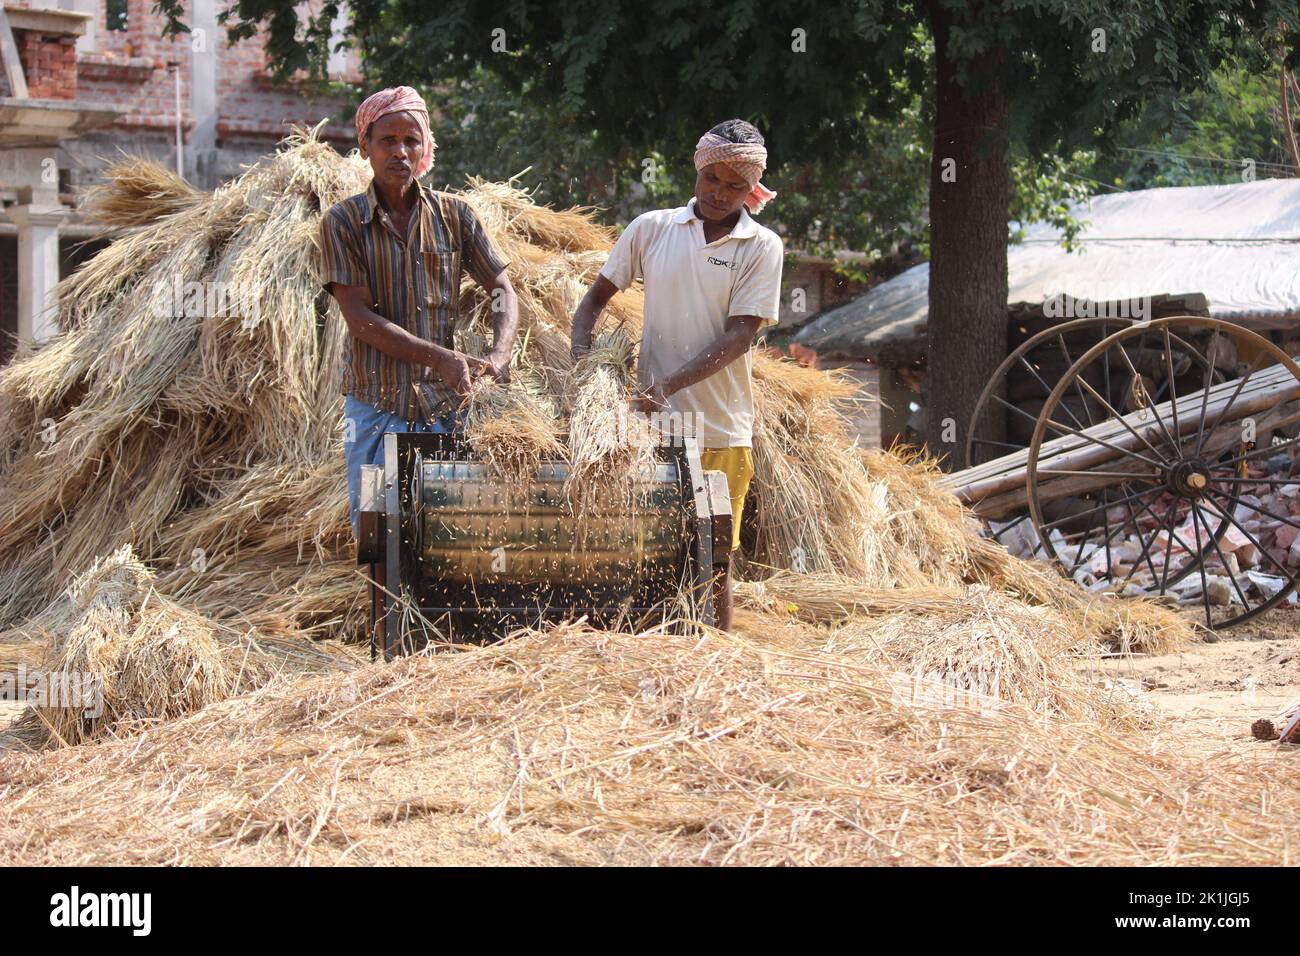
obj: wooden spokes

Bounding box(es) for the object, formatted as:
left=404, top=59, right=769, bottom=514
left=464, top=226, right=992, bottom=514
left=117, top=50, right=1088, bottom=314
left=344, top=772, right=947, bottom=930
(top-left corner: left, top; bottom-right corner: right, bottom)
left=1026, top=317, right=1300, bottom=629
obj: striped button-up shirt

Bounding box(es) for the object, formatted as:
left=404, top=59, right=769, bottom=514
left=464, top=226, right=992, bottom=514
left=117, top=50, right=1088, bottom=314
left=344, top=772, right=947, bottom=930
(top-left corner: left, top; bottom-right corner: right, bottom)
left=320, top=181, right=509, bottom=420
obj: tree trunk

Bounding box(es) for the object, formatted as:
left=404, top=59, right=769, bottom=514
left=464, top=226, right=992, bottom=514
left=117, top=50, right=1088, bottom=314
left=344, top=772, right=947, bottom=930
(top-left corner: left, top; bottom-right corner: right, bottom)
left=923, top=0, right=1010, bottom=470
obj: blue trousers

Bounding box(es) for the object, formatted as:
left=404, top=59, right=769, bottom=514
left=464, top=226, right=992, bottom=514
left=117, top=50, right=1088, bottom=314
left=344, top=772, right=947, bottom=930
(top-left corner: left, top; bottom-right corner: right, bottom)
left=344, top=393, right=461, bottom=530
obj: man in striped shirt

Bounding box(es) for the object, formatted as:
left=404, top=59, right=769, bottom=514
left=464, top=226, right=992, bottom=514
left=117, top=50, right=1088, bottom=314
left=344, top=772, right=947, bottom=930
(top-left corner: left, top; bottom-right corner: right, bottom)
left=323, top=87, right=518, bottom=657
left=320, top=86, right=520, bottom=530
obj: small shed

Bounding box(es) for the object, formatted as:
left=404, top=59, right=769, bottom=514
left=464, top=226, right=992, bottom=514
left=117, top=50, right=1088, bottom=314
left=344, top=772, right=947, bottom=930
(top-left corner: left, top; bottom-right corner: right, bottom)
left=794, top=177, right=1300, bottom=446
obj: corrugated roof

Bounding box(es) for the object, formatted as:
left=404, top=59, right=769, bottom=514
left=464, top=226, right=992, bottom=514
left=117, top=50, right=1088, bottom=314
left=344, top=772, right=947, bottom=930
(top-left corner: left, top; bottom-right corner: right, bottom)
left=795, top=177, right=1300, bottom=360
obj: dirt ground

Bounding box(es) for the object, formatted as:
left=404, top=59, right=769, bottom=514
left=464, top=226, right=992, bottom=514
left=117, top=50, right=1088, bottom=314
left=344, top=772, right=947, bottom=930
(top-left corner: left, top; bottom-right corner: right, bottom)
left=3, top=606, right=1297, bottom=746
left=1090, top=606, right=1300, bottom=749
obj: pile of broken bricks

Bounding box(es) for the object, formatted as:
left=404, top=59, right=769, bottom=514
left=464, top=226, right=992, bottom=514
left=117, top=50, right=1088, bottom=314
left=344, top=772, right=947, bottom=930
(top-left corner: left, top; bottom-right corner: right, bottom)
left=996, top=447, right=1300, bottom=608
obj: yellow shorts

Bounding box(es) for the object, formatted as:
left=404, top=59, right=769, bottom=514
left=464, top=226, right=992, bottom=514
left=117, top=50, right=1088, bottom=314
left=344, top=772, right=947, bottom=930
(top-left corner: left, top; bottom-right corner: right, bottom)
left=699, top=446, right=754, bottom=553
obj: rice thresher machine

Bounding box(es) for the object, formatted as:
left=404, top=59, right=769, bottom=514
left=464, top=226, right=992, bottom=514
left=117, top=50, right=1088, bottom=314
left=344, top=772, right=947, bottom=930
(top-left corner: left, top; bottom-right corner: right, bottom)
left=355, top=431, right=734, bottom=658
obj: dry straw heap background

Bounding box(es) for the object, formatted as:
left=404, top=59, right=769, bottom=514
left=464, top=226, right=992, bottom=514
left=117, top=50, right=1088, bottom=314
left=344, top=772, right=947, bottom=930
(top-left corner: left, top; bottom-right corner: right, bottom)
left=0, top=129, right=1296, bottom=865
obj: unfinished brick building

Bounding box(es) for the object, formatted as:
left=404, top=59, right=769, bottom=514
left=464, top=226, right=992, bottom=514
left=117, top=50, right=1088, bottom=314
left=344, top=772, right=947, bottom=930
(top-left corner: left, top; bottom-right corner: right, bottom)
left=0, top=0, right=359, bottom=363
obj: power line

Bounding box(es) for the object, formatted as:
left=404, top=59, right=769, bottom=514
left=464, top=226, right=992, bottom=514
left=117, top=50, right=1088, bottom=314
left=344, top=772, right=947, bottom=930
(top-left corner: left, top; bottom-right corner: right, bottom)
left=1019, top=235, right=1300, bottom=244
left=1117, top=146, right=1297, bottom=175
left=1058, top=170, right=1128, bottom=193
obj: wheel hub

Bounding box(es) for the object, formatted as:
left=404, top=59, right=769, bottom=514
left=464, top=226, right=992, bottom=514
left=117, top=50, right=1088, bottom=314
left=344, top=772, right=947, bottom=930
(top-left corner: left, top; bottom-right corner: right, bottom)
left=1167, top=459, right=1211, bottom=498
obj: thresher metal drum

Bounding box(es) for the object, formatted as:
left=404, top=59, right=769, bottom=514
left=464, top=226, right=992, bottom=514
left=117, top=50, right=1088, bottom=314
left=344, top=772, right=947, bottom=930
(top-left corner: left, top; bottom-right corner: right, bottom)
left=947, top=317, right=1300, bottom=630
left=357, top=431, right=732, bottom=656
left=415, top=459, right=686, bottom=591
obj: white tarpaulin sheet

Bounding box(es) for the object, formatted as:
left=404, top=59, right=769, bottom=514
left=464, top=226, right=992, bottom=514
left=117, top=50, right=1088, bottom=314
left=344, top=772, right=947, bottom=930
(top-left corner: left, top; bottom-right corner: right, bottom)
left=797, top=177, right=1300, bottom=358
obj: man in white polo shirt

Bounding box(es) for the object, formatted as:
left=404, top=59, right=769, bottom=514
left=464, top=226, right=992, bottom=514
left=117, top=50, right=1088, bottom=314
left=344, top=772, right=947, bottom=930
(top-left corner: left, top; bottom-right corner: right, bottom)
left=570, top=119, right=784, bottom=630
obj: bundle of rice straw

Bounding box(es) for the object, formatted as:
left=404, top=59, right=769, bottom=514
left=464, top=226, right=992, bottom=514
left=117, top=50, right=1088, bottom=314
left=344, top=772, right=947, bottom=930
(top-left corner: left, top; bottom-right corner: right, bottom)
left=962, top=534, right=1192, bottom=655
left=1, top=546, right=347, bottom=750
left=821, top=584, right=1127, bottom=721
left=737, top=565, right=1194, bottom=656
left=463, top=376, right=564, bottom=485
left=77, top=158, right=202, bottom=229
left=564, top=326, right=656, bottom=515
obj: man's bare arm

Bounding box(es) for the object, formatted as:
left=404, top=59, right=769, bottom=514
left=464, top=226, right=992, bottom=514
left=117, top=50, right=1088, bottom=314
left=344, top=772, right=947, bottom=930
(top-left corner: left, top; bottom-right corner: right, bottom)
left=330, top=283, right=489, bottom=395
left=480, top=268, right=520, bottom=381
left=570, top=275, right=620, bottom=357
left=633, top=315, right=765, bottom=410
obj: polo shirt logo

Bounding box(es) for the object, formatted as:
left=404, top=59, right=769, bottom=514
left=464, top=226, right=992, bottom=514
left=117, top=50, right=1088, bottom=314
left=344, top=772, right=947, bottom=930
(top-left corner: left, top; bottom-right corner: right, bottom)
left=706, top=255, right=737, bottom=270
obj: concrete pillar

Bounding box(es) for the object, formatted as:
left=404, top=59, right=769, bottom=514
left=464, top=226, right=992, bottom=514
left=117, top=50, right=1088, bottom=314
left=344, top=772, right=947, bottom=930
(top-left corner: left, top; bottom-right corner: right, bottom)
left=188, top=0, right=218, bottom=187
left=10, top=202, right=68, bottom=343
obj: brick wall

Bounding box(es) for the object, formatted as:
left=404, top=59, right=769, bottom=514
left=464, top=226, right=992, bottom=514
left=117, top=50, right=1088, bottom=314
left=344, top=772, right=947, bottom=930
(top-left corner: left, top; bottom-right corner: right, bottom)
left=214, top=24, right=354, bottom=141
left=60, top=0, right=357, bottom=191
left=15, top=30, right=77, bottom=100
left=74, top=0, right=192, bottom=131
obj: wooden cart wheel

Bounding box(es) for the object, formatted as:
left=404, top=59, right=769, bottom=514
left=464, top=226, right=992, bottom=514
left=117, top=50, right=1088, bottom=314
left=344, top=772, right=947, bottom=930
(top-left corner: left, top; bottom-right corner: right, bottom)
left=965, top=317, right=1142, bottom=469
left=968, top=316, right=1213, bottom=563
left=1027, top=317, right=1300, bottom=629
left=966, top=317, right=1138, bottom=561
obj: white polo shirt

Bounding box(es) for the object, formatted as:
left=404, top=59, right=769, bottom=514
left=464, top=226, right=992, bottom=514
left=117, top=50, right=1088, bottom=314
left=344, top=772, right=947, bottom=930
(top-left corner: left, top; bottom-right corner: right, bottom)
left=599, top=199, right=783, bottom=448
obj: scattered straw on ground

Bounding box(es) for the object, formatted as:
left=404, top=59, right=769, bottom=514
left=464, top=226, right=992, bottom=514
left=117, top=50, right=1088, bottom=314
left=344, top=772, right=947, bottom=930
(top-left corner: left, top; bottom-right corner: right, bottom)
left=0, top=617, right=1293, bottom=866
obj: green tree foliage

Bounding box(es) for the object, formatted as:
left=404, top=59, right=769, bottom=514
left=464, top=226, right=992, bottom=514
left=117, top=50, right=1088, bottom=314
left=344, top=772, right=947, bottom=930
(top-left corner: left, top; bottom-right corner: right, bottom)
left=1092, top=68, right=1295, bottom=188
left=417, top=67, right=679, bottom=225
left=151, top=0, right=1285, bottom=260
left=151, top=0, right=1300, bottom=239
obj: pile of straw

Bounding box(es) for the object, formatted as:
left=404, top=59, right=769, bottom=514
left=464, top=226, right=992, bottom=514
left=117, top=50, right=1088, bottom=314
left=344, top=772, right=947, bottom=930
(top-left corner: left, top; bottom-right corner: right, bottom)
left=740, top=562, right=1192, bottom=660
left=734, top=568, right=1175, bottom=722
left=747, top=359, right=982, bottom=591
left=0, top=129, right=367, bottom=647
left=1, top=546, right=346, bottom=750
left=820, top=585, right=1124, bottom=721
left=0, top=126, right=1190, bottom=666
left=0, top=617, right=1293, bottom=866
left=963, top=534, right=1193, bottom=656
